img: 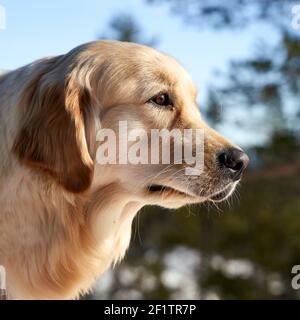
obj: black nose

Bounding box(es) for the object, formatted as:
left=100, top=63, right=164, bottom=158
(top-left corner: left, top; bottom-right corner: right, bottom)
left=218, top=148, right=249, bottom=180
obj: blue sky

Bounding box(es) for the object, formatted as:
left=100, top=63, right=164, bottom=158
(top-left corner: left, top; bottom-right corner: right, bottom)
left=0, top=0, right=279, bottom=146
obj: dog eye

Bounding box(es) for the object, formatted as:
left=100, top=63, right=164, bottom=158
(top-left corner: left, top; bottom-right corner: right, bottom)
left=149, top=93, right=173, bottom=108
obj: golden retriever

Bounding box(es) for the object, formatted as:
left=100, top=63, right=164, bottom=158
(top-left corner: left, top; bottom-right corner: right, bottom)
left=0, top=41, right=249, bottom=299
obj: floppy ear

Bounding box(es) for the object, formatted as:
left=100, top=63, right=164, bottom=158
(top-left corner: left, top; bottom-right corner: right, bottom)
left=13, top=61, right=95, bottom=193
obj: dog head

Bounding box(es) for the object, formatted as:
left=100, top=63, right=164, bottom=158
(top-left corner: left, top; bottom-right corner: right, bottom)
left=14, top=41, right=249, bottom=208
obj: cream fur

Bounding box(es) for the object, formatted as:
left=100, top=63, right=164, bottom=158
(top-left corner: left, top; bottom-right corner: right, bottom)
left=0, top=41, right=240, bottom=299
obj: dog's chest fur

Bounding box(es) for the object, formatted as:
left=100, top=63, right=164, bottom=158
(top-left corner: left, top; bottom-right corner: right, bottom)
left=0, top=167, right=141, bottom=299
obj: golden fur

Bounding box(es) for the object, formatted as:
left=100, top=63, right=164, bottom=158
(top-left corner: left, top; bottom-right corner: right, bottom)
left=0, top=41, right=241, bottom=299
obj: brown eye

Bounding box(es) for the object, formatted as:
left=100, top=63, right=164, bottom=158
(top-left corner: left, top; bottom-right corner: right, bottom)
left=150, top=93, right=173, bottom=108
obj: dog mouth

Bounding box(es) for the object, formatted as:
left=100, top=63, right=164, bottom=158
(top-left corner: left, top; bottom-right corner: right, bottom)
left=147, top=184, right=194, bottom=198
left=208, top=183, right=237, bottom=202
left=147, top=182, right=237, bottom=203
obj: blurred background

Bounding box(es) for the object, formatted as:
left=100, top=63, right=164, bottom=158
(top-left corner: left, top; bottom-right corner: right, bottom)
left=1, top=0, right=300, bottom=299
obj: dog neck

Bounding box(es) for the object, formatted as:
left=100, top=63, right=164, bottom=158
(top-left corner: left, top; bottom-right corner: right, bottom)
left=0, top=168, right=143, bottom=299
left=88, top=183, right=143, bottom=266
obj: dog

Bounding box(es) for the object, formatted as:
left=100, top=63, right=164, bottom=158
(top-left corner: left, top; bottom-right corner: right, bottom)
left=0, top=41, right=249, bottom=299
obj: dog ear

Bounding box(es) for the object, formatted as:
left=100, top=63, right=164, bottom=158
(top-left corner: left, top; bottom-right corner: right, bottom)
left=13, top=60, right=95, bottom=193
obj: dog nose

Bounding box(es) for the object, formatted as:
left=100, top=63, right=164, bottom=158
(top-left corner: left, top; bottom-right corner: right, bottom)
left=218, top=148, right=249, bottom=180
